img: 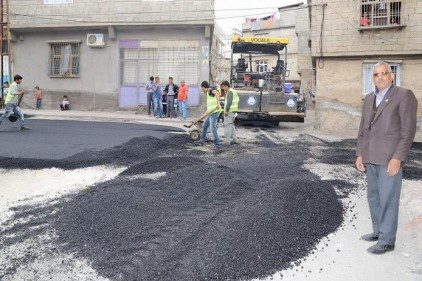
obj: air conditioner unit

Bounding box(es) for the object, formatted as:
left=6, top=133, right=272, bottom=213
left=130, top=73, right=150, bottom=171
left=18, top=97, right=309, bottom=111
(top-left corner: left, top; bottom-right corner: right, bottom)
left=86, top=34, right=105, bottom=47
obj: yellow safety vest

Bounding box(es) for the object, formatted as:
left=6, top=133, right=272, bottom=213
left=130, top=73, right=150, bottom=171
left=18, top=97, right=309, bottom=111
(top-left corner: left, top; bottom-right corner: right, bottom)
left=206, top=89, right=221, bottom=114
left=225, top=88, right=239, bottom=112
left=4, top=82, right=17, bottom=105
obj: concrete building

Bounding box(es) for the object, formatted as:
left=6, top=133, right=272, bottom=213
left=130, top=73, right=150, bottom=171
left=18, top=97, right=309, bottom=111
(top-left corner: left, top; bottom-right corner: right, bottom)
left=308, top=0, right=422, bottom=140
left=8, top=0, right=223, bottom=111
left=241, top=2, right=313, bottom=94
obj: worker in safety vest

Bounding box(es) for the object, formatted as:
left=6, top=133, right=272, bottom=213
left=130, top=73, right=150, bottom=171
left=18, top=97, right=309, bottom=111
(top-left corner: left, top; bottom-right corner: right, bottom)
left=220, top=80, right=239, bottom=145
left=0, top=74, right=30, bottom=131
left=214, top=85, right=225, bottom=123
left=195, top=80, right=222, bottom=150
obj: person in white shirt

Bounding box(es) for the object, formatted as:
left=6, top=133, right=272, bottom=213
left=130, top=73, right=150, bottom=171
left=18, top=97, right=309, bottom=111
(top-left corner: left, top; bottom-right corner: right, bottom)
left=145, top=76, right=154, bottom=116
left=60, top=95, right=70, bottom=110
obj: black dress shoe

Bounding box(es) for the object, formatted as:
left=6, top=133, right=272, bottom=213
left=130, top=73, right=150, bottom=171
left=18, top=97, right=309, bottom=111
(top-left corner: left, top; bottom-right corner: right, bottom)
left=367, top=243, right=395, bottom=254
left=361, top=233, right=379, bottom=241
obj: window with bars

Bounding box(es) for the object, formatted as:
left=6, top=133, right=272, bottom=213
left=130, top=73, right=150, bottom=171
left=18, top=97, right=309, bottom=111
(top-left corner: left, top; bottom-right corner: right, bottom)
left=362, top=62, right=401, bottom=95
left=48, top=42, right=80, bottom=77
left=360, top=0, right=402, bottom=27
left=255, top=60, right=268, bottom=74
left=119, top=47, right=200, bottom=86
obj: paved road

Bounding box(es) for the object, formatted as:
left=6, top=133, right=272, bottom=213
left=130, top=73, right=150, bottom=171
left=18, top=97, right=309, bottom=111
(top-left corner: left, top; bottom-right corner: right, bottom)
left=0, top=119, right=182, bottom=159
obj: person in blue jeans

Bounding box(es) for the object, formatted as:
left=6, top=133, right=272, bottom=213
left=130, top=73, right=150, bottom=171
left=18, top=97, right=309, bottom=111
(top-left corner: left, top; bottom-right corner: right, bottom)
left=145, top=76, right=154, bottom=116
left=152, top=76, right=163, bottom=118
left=195, top=81, right=222, bottom=150
left=178, top=80, right=188, bottom=120
left=0, top=74, right=30, bottom=131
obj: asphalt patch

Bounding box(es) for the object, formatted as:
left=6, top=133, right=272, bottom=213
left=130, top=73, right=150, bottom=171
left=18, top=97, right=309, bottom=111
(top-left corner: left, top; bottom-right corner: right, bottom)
left=1, top=135, right=421, bottom=281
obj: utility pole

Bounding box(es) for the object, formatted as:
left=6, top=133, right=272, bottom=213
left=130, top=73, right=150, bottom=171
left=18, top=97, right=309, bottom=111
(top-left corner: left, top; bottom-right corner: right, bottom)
left=0, top=0, right=11, bottom=107
left=0, top=0, right=3, bottom=106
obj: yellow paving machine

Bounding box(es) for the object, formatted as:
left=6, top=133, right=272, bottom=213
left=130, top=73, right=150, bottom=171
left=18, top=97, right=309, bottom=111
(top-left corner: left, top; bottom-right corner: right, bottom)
left=230, top=36, right=306, bottom=124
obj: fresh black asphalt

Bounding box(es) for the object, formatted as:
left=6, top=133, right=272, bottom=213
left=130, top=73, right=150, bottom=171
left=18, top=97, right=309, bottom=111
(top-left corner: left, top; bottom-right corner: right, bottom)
left=0, top=119, right=179, bottom=160
left=1, top=119, right=421, bottom=280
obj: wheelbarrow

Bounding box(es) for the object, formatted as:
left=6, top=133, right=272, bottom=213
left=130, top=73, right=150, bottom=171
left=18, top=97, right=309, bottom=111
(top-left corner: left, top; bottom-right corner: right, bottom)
left=183, top=118, right=234, bottom=141
left=8, top=113, right=18, bottom=122
left=183, top=120, right=203, bottom=141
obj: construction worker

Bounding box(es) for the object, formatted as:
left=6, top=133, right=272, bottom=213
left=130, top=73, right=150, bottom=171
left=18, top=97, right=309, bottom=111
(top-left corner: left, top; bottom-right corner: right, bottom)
left=217, top=85, right=225, bottom=123
left=0, top=74, right=30, bottom=131
left=220, top=80, right=239, bottom=145
left=195, top=80, right=222, bottom=150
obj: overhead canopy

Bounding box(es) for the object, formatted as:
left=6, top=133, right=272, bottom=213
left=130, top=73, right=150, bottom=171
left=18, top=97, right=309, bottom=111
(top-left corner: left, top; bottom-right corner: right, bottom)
left=231, top=36, right=288, bottom=55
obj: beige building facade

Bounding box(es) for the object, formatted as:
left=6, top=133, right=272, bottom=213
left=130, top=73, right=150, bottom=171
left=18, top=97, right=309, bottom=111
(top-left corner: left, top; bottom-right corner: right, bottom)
left=7, top=0, right=222, bottom=111
left=309, top=0, right=422, bottom=140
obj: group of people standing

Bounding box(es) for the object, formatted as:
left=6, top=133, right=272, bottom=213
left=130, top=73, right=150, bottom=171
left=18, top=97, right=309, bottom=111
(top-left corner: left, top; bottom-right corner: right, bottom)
left=145, top=76, right=188, bottom=120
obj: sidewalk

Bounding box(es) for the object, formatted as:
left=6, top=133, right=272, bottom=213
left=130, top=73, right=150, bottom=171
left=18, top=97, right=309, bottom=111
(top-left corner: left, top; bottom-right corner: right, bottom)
left=24, top=108, right=190, bottom=129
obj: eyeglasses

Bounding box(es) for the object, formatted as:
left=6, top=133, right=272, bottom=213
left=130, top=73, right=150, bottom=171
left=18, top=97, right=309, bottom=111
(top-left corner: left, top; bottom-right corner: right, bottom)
left=373, top=71, right=390, bottom=77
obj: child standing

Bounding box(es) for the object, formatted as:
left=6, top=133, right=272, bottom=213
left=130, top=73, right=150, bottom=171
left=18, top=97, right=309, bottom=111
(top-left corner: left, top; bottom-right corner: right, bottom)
left=34, top=86, right=42, bottom=109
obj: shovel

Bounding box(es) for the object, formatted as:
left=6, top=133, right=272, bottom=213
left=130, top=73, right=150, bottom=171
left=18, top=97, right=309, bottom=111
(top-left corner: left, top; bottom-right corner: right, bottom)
left=183, top=120, right=203, bottom=128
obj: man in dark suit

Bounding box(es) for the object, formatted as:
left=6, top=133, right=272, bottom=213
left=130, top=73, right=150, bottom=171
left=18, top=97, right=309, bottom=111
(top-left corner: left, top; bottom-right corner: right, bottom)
left=355, top=61, right=418, bottom=254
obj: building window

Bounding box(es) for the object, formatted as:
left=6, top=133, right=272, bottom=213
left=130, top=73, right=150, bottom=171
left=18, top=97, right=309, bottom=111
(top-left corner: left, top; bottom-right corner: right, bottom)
left=255, top=60, right=268, bottom=73
left=360, top=0, right=402, bottom=27
left=362, top=62, right=401, bottom=95
left=48, top=42, right=80, bottom=77
left=119, top=47, right=199, bottom=86
left=44, top=0, right=73, bottom=4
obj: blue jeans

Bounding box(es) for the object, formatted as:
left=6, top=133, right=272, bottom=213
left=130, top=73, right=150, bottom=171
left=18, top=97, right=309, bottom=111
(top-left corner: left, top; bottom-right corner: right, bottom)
left=153, top=96, right=162, bottom=117
left=179, top=100, right=187, bottom=119
left=147, top=92, right=153, bottom=115
left=36, top=99, right=42, bottom=109
left=201, top=112, right=220, bottom=147
left=0, top=103, right=25, bottom=127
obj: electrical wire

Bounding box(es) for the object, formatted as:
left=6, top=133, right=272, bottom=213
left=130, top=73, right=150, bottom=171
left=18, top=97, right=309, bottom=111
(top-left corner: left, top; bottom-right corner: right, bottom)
left=8, top=3, right=313, bottom=25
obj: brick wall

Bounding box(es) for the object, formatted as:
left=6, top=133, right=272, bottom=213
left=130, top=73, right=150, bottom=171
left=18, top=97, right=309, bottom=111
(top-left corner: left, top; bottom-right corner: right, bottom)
left=310, top=0, right=422, bottom=57
left=10, top=0, right=214, bottom=28
left=309, top=0, right=422, bottom=139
